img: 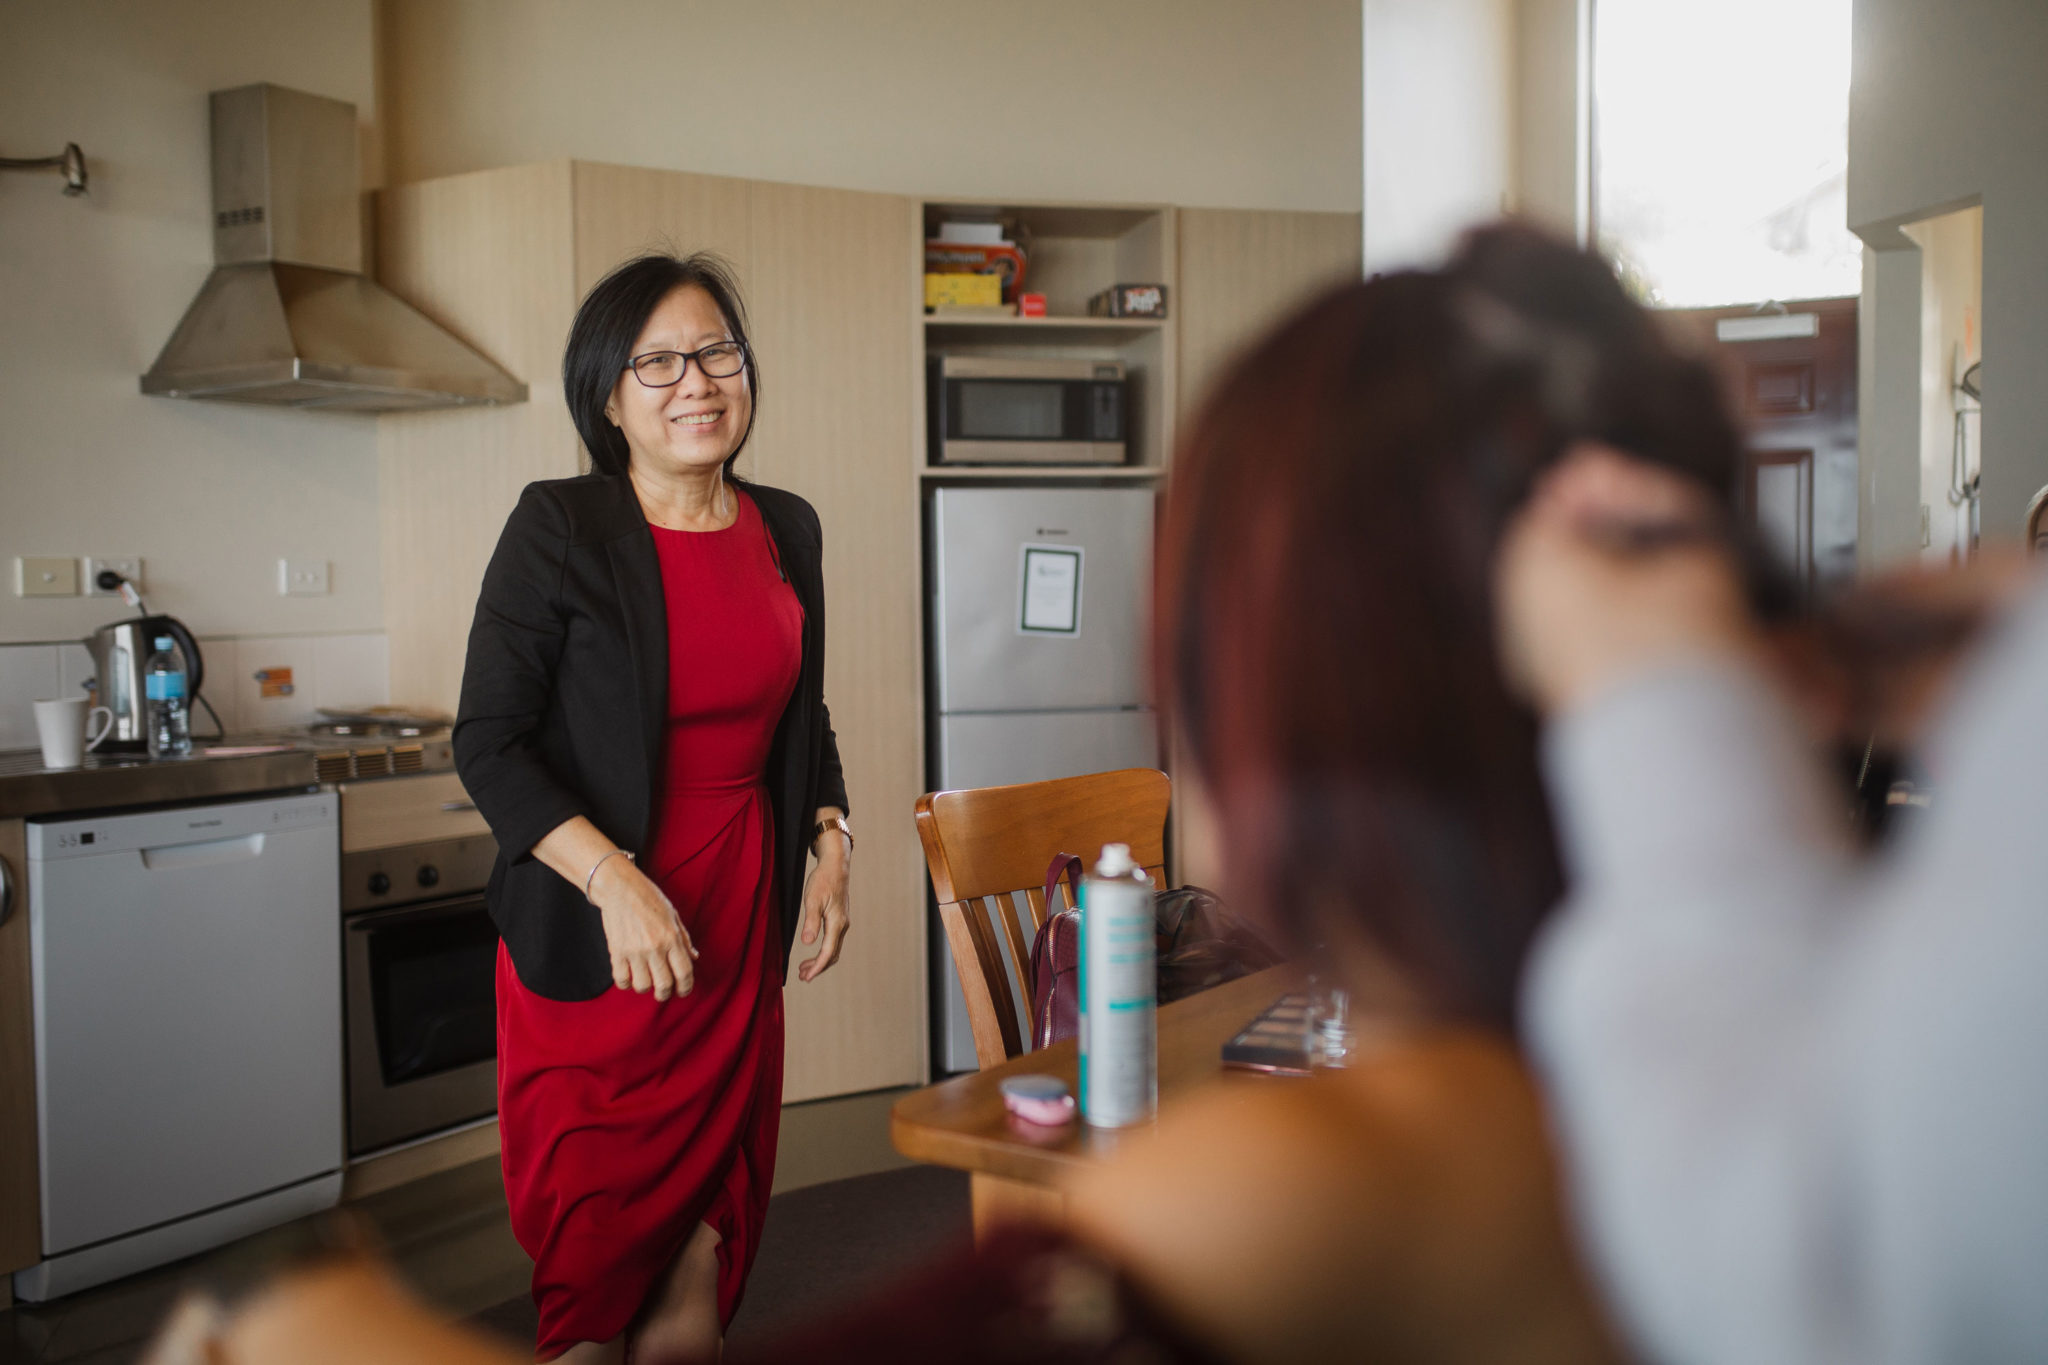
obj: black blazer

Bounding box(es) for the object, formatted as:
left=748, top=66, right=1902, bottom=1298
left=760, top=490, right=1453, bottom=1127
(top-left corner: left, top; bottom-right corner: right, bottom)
left=453, top=473, right=847, bottom=1001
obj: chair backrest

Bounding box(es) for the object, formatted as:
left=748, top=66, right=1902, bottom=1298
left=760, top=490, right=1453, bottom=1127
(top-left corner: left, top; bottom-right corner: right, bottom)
left=915, top=767, right=1172, bottom=1070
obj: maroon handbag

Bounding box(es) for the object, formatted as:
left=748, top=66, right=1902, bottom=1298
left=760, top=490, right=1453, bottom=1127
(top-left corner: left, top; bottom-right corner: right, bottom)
left=1028, top=853, right=1282, bottom=1050
left=1028, top=854, right=1085, bottom=1050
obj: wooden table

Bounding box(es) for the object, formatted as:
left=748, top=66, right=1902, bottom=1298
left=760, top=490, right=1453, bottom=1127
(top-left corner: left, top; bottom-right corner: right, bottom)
left=891, top=965, right=1302, bottom=1234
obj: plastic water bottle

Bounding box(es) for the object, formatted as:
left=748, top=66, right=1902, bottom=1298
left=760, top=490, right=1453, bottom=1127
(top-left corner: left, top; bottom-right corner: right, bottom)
left=1079, top=842, right=1156, bottom=1127
left=145, top=635, right=192, bottom=758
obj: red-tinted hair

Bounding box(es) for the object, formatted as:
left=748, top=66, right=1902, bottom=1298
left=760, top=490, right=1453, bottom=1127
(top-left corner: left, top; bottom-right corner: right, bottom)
left=1157, top=224, right=1741, bottom=1028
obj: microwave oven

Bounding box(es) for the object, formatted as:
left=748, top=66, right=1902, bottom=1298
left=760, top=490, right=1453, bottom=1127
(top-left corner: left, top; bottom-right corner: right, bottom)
left=928, top=355, right=1127, bottom=465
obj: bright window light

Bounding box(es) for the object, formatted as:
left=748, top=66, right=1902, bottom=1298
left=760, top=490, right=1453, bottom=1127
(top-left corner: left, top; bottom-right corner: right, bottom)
left=1595, top=0, right=1861, bottom=307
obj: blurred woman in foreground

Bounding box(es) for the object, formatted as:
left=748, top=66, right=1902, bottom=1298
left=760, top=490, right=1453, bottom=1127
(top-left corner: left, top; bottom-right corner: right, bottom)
left=148, top=225, right=1744, bottom=1364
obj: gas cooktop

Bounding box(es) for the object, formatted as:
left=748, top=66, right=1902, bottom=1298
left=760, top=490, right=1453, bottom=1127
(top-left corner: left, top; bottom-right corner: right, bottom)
left=254, top=711, right=456, bottom=783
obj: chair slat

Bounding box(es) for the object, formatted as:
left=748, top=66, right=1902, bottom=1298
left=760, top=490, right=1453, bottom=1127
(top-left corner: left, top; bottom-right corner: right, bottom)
left=936, top=896, right=1022, bottom=1063
left=991, top=892, right=1034, bottom=1010
left=1022, top=885, right=1051, bottom=934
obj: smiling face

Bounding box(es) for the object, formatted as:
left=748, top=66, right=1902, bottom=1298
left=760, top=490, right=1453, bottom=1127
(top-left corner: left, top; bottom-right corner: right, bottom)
left=606, top=283, right=753, bottom=482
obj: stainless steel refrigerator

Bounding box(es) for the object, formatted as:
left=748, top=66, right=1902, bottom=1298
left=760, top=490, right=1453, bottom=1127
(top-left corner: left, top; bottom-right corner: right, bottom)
left=926, top=485, right=1159, bottom=1072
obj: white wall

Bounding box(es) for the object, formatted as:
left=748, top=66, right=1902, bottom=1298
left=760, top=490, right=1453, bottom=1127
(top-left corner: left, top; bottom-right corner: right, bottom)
left=1359, top=0, right=1516, bottom=273
left=1850, top=0, right=2048, bottom=554
left=379, top=0, right=1363, bottom=213
left=1514, top=0, right=1591, bottom=244
left=0, top=1, right=386, bottom=649
left=1903, top=207, right=1982, bottom=563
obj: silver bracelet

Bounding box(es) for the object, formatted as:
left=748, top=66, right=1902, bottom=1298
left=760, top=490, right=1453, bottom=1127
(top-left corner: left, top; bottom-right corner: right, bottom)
left=584, top=848, right=634, bottom=902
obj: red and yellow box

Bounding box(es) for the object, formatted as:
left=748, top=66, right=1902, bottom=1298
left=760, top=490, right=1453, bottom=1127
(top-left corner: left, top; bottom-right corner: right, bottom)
left=924, top=272, right=1003, bottom=310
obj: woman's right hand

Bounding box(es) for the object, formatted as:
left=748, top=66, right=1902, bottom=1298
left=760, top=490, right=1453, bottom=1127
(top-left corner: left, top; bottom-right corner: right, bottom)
left=589, top=856, right=698, bottom=1001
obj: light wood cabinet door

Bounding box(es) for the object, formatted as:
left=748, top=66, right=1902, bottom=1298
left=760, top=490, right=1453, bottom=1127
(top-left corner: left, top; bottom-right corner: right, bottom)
left=571, top=162, right=754, bottom=309
left=746, top=180, right=927, bottom=1101
left=1171, top=208, right=1361, bottom=892
left=1177, top=208, right=1363, bottom=422
left=377, top=161, right=581, bottom=711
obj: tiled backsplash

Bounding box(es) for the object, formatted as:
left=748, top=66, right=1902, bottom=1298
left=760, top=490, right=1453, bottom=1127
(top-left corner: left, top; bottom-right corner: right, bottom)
left=0, top=633, right=390, bottom=750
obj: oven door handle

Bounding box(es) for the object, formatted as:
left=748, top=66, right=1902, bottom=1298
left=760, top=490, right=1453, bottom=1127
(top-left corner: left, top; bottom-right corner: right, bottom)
left=345, top=895, right=492, bottom=932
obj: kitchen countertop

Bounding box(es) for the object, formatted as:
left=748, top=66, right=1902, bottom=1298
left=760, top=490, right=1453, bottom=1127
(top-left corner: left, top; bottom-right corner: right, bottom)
left=0, top=744, right=322, bottom=821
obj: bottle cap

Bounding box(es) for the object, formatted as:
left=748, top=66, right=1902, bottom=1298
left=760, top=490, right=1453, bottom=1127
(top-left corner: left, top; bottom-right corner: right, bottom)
left=154, top=636, right=174, bottom=651
left=1095, top=842, right=1136, bottom=877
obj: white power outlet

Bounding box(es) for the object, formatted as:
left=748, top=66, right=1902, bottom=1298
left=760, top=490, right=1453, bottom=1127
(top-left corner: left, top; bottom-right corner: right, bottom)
left=279, top=558, right=331, bottom=596
left=83, top=556, right=145, bottom=597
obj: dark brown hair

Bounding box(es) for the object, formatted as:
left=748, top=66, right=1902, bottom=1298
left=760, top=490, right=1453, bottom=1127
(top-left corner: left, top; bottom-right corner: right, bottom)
left=1156, top=224, right=1742, bottom=1028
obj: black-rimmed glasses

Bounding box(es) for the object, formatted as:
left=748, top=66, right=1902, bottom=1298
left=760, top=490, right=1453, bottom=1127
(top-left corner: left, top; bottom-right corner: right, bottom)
left=626, top=341, right=748, bottom=387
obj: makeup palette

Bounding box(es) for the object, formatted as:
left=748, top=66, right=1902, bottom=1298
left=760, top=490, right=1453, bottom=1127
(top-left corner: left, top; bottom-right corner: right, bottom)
left=1221, top=992, right=1321, bottom=1075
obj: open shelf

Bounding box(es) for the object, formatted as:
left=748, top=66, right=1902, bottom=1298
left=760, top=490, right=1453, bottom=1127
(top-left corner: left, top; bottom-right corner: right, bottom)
left=925, top=314, right=1163, bottom=333
left=916, top=198, right=1178, bottom=481
left=918, top=465, right=1165, bottom=482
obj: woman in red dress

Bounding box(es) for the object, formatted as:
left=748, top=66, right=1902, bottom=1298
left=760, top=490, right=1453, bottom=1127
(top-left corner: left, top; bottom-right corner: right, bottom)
left=456, top=253, right=853, bottom=1364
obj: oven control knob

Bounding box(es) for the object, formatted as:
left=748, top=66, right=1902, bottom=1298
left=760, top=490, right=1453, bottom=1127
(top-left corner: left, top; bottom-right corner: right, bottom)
left=368, top=872, right=391, bottom=896
left=417, top=864, right=440, bottom=889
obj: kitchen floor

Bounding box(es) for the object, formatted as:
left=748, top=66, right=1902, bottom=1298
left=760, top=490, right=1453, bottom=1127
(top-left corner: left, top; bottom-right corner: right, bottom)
left=1, top=1157, right=527, bottom=1365
left=1, top=1089, right=969, bottom=1364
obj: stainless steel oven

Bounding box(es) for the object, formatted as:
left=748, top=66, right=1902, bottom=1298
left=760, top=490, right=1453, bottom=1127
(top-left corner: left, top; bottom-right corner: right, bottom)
left=337, top=771, right=499, bottom=1156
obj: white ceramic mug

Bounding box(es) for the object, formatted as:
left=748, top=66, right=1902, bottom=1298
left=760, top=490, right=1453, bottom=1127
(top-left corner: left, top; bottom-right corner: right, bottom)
left=34, top=697, right=115, bottom=770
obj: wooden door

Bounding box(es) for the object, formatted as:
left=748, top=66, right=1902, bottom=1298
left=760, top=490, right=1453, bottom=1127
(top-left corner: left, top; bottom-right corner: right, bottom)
left=1171, top=208, right=1361, bottom=894
left=1662, top=297, right=1859, bottom=594
left=745, top=181, right=927, bottom=1100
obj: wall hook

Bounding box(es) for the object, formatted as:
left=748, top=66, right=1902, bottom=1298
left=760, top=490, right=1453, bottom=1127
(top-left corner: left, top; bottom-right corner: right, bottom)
left=1, top=143, right=88, bottom=196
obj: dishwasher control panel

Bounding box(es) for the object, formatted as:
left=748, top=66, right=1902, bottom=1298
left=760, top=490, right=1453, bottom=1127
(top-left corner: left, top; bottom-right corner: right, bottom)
left=29, top=791, right=335, bottom=861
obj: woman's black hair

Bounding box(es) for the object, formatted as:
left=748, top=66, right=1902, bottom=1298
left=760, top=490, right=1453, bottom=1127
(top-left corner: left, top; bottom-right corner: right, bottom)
left=561, top=252, right=760, bottom=479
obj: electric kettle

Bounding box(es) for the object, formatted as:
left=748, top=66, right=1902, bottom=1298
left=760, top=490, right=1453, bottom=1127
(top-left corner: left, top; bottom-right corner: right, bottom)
left=83, top=615, right=206, bottom=753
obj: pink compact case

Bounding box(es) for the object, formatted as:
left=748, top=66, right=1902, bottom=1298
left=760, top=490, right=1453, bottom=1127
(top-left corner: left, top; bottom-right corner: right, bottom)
left=999, top=1074, right=1075, bottom=1126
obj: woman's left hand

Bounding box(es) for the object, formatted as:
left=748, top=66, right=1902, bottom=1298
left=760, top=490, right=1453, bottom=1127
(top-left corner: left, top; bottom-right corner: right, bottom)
left=797, top=817, right=851, bottom=983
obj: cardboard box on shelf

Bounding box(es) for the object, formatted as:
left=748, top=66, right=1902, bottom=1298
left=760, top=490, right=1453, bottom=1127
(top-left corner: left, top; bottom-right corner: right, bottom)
left=1087, top=284, right=1169, bottom=319
left=925, top=273, right=1004, bottom=310
left=924, top=240, right=1029, bottom=303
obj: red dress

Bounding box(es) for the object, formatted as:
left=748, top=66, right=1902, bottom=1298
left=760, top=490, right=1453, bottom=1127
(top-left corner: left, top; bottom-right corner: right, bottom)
left=496, top=490, right=803, bottom=1358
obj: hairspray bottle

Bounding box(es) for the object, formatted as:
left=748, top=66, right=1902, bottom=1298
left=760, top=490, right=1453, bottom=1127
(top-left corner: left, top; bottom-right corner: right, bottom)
left=1079, top=842, right=1156, bottom=1127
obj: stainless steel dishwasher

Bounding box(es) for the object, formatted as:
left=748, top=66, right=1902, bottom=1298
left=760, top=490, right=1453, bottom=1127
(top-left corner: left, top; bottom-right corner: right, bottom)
left=16, top=791, right=342, bottom=1301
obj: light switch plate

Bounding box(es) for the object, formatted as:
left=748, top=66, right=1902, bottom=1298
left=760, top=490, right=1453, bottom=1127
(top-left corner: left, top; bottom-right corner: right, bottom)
left=83, top=556, right=144, bottom=597
left=279, top=558, right=330, bottom=596
left=15, top=556, right=80, bottom=597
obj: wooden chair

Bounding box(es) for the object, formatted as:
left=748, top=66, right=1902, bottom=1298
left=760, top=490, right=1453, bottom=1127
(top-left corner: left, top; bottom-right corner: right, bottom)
left=915, top=768, right=1172, bottom=1070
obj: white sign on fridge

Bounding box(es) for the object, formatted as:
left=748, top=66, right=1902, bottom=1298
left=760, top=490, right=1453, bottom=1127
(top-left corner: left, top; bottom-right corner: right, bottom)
left=1018, top=544, right=1083, bottom=635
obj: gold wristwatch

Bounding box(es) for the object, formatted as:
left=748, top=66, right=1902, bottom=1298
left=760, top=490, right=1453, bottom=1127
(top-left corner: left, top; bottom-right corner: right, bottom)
left=813, top=816, right=853, bottom=857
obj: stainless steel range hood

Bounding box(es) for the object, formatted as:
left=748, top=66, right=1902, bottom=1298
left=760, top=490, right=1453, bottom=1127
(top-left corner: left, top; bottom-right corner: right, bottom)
left=142, top=84, right=525, bottom=412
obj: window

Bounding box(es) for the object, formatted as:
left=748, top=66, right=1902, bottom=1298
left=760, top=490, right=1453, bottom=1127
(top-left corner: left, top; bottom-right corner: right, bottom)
left=1594, top=0, right=1861, bottom=307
